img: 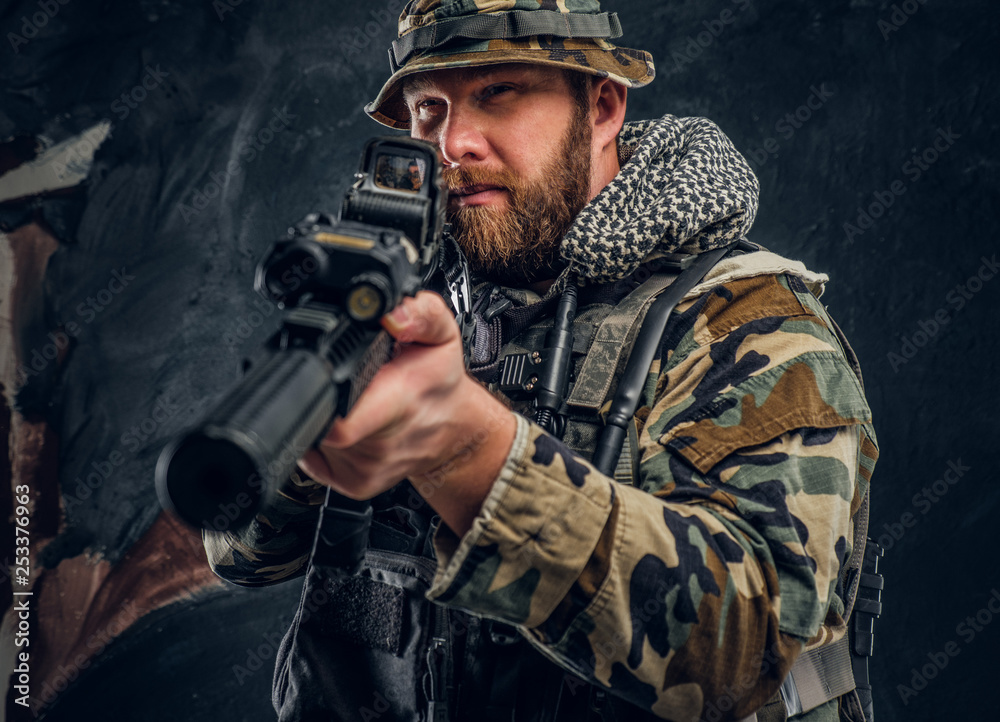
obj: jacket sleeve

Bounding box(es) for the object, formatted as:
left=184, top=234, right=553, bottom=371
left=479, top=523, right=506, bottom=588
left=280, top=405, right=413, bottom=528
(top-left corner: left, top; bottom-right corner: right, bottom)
left=426, top=272, right=879, bottom=721
left=202, top=470, right=325, bottom=586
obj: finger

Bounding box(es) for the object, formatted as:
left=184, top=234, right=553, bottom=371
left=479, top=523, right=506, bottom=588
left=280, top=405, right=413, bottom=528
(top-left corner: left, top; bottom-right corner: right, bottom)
left=298, top=449, right=376, bottom=500
left=318, top=378, right=408, bottom=449
left=298, top=448, right=334, bottom=485
left=381, top=290, right=458, bottom=346
left=324, top=292, right=462, bottom=447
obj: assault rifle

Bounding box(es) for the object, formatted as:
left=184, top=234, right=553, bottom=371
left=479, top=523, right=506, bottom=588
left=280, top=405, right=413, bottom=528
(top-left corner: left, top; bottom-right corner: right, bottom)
left=155, top=137, right=457, bottom=531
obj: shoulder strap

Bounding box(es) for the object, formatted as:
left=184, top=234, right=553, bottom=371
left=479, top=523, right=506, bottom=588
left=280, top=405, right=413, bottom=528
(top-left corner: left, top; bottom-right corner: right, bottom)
left=591, top=245, right=735, bottom=477
left=565, top=271, right=679, bottom=411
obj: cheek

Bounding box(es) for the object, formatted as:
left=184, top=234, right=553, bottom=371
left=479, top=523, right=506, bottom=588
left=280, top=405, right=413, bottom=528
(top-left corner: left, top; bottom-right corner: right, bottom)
left=409, top=121, right=434, bottom=143
left=500, top=113, right=570, bottom=174
left=529, top=98, right=575, bottom=142
left=407, top=109, right=443, bottom=143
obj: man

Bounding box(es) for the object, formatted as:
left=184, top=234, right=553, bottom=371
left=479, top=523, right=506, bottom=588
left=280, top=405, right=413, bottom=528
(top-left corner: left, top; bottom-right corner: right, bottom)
left=204, top=3, right=879, bottom=721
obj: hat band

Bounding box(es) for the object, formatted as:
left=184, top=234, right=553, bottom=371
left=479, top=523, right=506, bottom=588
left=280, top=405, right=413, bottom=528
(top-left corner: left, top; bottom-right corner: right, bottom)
left=390, top=10, right=623, bottom=72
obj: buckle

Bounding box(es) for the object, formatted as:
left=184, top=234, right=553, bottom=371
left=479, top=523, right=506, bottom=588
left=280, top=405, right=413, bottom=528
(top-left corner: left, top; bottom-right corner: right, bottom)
left=498, top=352, right=542, bottom=394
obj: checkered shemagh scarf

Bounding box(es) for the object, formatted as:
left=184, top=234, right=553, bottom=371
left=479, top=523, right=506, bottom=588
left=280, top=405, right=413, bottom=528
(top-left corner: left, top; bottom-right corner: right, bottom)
left=561, top=114, right=760, bottom=283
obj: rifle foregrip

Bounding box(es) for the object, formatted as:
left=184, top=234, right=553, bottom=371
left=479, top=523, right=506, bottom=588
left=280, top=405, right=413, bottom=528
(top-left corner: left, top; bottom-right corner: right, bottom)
left=156, top=349, right=338, bottom=530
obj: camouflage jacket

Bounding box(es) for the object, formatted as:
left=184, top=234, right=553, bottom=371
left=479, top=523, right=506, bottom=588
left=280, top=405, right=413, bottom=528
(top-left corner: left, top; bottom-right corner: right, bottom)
left=204, top=251, right=877, bottom=722
left=205, top=116, right=878, bottom=721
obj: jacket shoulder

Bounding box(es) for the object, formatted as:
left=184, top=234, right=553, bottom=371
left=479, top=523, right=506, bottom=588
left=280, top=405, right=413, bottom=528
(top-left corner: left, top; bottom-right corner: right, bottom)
left=649, top=264, right=875, bottom=476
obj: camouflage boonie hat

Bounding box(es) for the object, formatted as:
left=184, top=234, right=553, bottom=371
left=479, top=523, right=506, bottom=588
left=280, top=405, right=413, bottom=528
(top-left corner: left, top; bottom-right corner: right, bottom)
left=365, top=0, right=656, bottom=130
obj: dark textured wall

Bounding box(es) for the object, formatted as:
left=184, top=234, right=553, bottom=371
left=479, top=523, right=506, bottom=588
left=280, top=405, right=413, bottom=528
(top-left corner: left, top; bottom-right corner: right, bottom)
left=1, top=0, right=997, bottom=720
left=628, top=3, right=998, bottom=720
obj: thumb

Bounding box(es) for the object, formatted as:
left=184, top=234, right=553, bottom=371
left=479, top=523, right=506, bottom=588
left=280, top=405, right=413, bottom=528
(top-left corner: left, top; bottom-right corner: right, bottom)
left=381, top=290, right=457, bottom=346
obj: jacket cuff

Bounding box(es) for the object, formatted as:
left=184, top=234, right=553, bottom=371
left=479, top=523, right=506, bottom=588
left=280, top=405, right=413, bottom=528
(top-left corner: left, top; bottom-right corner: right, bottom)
left=427, top=415, right=615, bottom=628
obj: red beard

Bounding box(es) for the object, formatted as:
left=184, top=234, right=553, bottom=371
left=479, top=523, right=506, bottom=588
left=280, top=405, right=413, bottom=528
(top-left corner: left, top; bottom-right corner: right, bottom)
left=445, top=106, right=593, bottom=286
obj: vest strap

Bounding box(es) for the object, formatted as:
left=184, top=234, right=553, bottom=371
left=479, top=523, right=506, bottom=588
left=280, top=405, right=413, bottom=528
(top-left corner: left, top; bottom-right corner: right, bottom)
left=773, top=496, right=882, bottom=719
left=611, top=416, right=640, bottom=486
left=566, top=272, right=678, bottom=411
left=785, top=635, right=855, bottom=715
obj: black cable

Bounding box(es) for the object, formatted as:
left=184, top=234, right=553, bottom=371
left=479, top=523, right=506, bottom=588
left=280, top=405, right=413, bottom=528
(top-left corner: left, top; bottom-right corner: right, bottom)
left=591, top=245, right=734, bottom=477
left=534, top=283, right=578, bottom=436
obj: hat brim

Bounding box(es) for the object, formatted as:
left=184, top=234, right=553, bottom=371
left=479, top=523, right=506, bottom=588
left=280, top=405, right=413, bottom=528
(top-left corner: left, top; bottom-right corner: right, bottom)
left=365, top=37, right=655, bottom=130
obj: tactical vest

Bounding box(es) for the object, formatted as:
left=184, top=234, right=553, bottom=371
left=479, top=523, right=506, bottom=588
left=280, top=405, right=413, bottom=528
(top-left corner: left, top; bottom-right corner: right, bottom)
left=271, top=249, right=881, bottom=722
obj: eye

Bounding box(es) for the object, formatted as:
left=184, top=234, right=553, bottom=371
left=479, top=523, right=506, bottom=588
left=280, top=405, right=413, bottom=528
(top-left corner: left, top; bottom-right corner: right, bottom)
left=480, top=83, right=515, bottom=101
left=406, top=95, right=443, bottom=117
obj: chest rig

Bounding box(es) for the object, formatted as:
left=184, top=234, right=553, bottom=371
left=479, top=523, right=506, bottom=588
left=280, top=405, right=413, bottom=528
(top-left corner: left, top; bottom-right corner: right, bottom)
left=470, top=245, right=883, bottom=722
left=272, top=243, right=881, bottom=722
left=270, top=250, right=707, bottom=722
left=477, top=245, right=734, bottom=482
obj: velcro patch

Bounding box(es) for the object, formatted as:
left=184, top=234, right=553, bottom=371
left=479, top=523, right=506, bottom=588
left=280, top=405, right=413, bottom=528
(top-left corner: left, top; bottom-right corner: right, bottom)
left=319, top=576, right=406, bottom=655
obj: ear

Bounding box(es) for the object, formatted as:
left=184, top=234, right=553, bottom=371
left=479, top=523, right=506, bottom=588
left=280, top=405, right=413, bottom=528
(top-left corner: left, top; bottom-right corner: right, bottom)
left=590, top=77, right=628, bottom=155
left=587, top=77, right=627, bottom=198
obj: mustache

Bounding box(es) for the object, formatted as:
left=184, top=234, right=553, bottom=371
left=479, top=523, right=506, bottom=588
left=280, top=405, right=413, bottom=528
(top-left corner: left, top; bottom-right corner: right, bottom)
left=443, top=165, right=520, bottom=194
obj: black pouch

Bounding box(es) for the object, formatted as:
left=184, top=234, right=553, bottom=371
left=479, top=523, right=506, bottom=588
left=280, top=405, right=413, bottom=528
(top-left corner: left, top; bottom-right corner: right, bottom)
left=272, top=484, right=449, bottom=722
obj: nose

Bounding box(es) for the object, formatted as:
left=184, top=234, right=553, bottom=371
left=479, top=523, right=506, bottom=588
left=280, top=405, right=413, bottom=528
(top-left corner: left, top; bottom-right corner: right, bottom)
left=435, top=104, right=490, bottom=168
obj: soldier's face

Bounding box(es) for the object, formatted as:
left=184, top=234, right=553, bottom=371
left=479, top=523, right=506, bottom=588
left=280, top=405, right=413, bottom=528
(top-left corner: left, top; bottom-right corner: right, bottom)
left=404, top=64, right=594, bottom=285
